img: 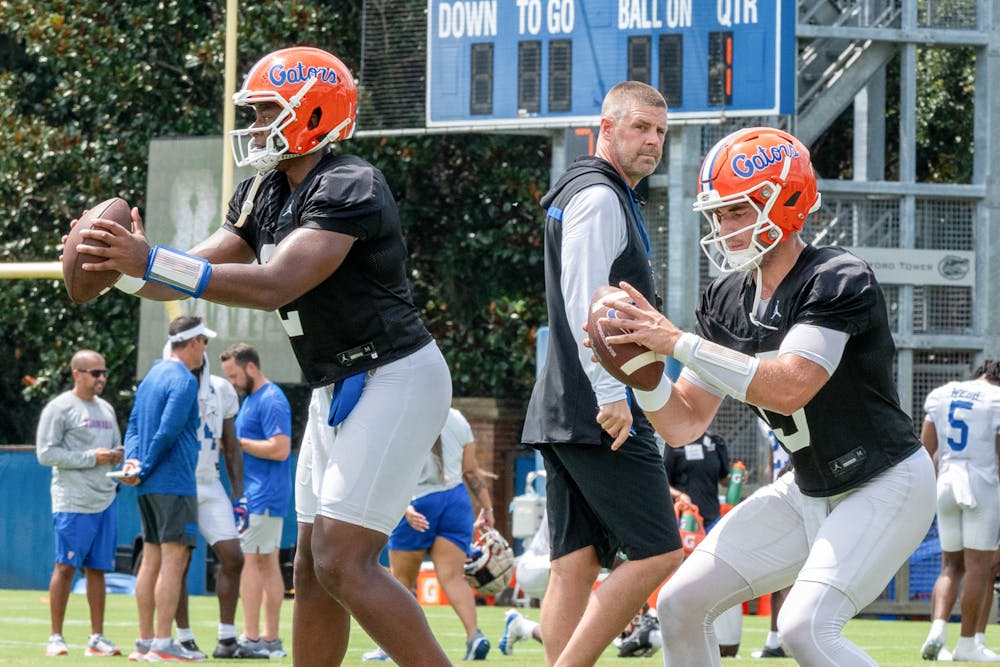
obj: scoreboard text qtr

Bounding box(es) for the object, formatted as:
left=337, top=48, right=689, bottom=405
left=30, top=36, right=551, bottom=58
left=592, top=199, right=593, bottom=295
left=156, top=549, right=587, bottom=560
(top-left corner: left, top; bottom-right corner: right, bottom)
left=428, top=0, right=794, bottom=128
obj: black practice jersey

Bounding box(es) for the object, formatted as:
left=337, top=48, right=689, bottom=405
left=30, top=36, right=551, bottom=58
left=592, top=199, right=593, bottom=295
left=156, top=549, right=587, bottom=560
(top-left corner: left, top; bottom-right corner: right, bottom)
left=664, top=433, right=730, bottom=525
left=696, top=244, right=922, bottom=497
left=223, top=152, right=431, bottom=388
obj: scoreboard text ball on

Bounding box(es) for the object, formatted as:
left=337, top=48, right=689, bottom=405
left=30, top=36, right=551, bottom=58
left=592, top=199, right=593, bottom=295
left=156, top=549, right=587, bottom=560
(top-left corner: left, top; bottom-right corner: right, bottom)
left=427, top=0, right=796, bottom=129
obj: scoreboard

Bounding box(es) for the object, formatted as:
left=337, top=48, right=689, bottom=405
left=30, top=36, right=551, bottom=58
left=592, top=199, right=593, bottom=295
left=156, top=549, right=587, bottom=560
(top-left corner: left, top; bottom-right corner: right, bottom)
left=427, top=0, right=796, bottom=129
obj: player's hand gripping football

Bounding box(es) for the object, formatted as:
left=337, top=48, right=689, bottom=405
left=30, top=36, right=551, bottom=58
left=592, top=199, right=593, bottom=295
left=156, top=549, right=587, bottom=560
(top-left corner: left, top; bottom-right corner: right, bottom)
left=600, top=281, right=684, bottom=357
left=75, top=206, right=151, bottom=278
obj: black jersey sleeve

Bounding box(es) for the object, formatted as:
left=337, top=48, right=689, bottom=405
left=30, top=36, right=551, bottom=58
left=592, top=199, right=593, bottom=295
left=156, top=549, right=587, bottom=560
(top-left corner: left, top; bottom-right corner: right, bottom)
left=298, top=161, right=383, bottom=241
left=794, top=250, right=879, bottom=336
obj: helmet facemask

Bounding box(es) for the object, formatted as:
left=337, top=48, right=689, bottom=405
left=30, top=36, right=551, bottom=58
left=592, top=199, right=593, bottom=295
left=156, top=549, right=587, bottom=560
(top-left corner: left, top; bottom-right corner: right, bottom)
left=230, top=76, right=322, bottom=174
left=230, top=91, right=295, bottom=173
left=693, top=126, right=821, bottom=329
left=696, top=180, right=786, bottom=274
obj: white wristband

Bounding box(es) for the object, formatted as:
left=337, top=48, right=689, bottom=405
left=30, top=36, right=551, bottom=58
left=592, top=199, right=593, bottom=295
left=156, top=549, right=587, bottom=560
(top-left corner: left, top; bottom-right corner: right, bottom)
left=633, top=377, right=673, bottom=412
left=113, top=273, right=146, bottom=295
left=672, top=332, right=759, bottom=402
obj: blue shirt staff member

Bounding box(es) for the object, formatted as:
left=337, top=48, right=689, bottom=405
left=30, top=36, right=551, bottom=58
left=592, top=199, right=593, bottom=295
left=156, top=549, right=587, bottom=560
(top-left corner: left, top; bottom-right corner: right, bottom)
left=77, top=46, right=452, bottom=666
left=221, top=342, right=293, bottom=659
left=120, top=317, right=205, bottom=662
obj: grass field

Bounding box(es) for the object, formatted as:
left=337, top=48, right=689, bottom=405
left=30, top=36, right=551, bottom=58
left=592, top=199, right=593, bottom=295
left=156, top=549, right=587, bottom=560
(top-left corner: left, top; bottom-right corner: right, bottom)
left=0, top=587, right=979, bottom=665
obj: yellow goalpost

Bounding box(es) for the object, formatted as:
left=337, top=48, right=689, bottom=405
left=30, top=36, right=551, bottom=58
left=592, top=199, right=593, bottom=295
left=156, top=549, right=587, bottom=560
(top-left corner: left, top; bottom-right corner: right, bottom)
left=0, top=261, right=62, bottom=279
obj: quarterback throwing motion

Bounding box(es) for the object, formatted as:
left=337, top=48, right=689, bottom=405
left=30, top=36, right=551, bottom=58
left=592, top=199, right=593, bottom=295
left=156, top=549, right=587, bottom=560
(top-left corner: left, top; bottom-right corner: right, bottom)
left=76, top=47, right=452, bottom=667
left=597, top=127, right=936, bottom=667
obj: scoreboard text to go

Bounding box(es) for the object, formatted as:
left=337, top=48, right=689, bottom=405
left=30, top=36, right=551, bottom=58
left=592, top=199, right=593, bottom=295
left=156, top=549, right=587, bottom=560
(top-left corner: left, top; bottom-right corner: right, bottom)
left=427, top=0, right=795, bottom=128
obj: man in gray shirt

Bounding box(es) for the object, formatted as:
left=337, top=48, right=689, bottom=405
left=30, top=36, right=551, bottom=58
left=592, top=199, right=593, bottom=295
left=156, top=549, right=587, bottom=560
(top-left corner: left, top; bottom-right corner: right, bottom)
left=36, top=349, right=124, bottom=657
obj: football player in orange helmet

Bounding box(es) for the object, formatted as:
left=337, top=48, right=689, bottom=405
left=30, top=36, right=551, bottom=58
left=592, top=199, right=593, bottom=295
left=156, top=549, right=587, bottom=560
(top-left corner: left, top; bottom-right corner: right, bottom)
left=230, top=46, right=356, bottom=173
left=694, top=127, right=820, bottom=329
left=589, top=127, right=935, bottom=667
left=77, top=47, right=453, bottom=667
left=229, top=46, right=357, bottom=229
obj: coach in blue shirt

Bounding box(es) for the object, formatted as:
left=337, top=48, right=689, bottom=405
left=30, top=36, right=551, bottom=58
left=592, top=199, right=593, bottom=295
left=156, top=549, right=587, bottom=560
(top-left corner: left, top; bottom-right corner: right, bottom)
left=121, top=315, right=209, bottom=661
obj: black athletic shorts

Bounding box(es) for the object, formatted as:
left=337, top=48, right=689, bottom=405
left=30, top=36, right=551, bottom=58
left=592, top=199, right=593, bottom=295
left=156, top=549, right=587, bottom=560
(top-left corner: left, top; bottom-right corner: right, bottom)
left=537, top=426, right=682, bottom=568
left=138, top=494, right=198, bottom=547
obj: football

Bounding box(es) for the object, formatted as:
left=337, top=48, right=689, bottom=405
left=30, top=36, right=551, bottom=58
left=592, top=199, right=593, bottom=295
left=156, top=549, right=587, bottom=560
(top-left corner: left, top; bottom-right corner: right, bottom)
left=587, top=285, right=665, bottom=391
left=61, top=197, right=132, bottom=304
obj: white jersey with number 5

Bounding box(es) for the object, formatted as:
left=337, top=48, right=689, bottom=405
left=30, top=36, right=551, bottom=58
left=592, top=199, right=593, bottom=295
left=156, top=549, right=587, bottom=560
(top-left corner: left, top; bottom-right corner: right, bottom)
left=924, top=378, right=1000, bottom=482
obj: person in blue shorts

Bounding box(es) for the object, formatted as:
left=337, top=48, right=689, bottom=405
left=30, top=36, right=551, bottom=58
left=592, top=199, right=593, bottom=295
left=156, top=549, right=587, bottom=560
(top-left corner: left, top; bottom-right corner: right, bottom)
left=363, top=408, right=496, bottom=662
left=36, top=349, right=124, bottom=657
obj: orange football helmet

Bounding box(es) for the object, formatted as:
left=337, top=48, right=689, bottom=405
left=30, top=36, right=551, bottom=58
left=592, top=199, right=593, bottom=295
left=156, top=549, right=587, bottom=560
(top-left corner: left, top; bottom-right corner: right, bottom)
left=693, top=127, right=820, bottom=273
left=230, top=46, right=357, bottom=173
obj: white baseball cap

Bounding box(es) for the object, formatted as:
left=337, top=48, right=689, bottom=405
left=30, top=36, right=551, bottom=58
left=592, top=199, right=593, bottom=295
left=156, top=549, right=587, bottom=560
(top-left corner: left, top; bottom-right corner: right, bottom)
left=167, top=321, right=218, bottom=343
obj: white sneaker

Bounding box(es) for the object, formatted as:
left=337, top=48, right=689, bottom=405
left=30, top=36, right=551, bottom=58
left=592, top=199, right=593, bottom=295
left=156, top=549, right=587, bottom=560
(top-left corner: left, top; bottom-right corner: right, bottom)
left=952, top=644, right=1000, bottom=662
left=499, top=610, right=528, bottom=656
left=362, top=647, right=390, bottom=662
left=85, top=633, right=121, bottom=657
left=46, top=634, right=69, bottom=657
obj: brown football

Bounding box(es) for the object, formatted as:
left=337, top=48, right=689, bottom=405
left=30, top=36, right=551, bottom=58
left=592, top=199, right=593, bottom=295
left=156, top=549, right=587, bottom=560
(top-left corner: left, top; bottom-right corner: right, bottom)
left=587, top=285, right=665, bottom=391
left=61, top=197, right=132, bottom=304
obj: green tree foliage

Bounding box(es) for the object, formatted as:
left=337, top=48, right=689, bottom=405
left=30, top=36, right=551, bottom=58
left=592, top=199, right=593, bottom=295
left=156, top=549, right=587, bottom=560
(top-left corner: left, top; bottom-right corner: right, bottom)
left=364, top=134, right=548, bottom=395
left=914, top=46, right=975, bottom=183
left=810, top=47, right=975, bottom=183
left=0, top=0, right=547, bottom=443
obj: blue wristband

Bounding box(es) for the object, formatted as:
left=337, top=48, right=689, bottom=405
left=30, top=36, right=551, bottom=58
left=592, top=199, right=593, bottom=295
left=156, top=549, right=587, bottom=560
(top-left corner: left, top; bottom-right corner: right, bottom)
left=144, top=245, right=213, bottom=298
left=192, top=263, right=212, bottom=298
